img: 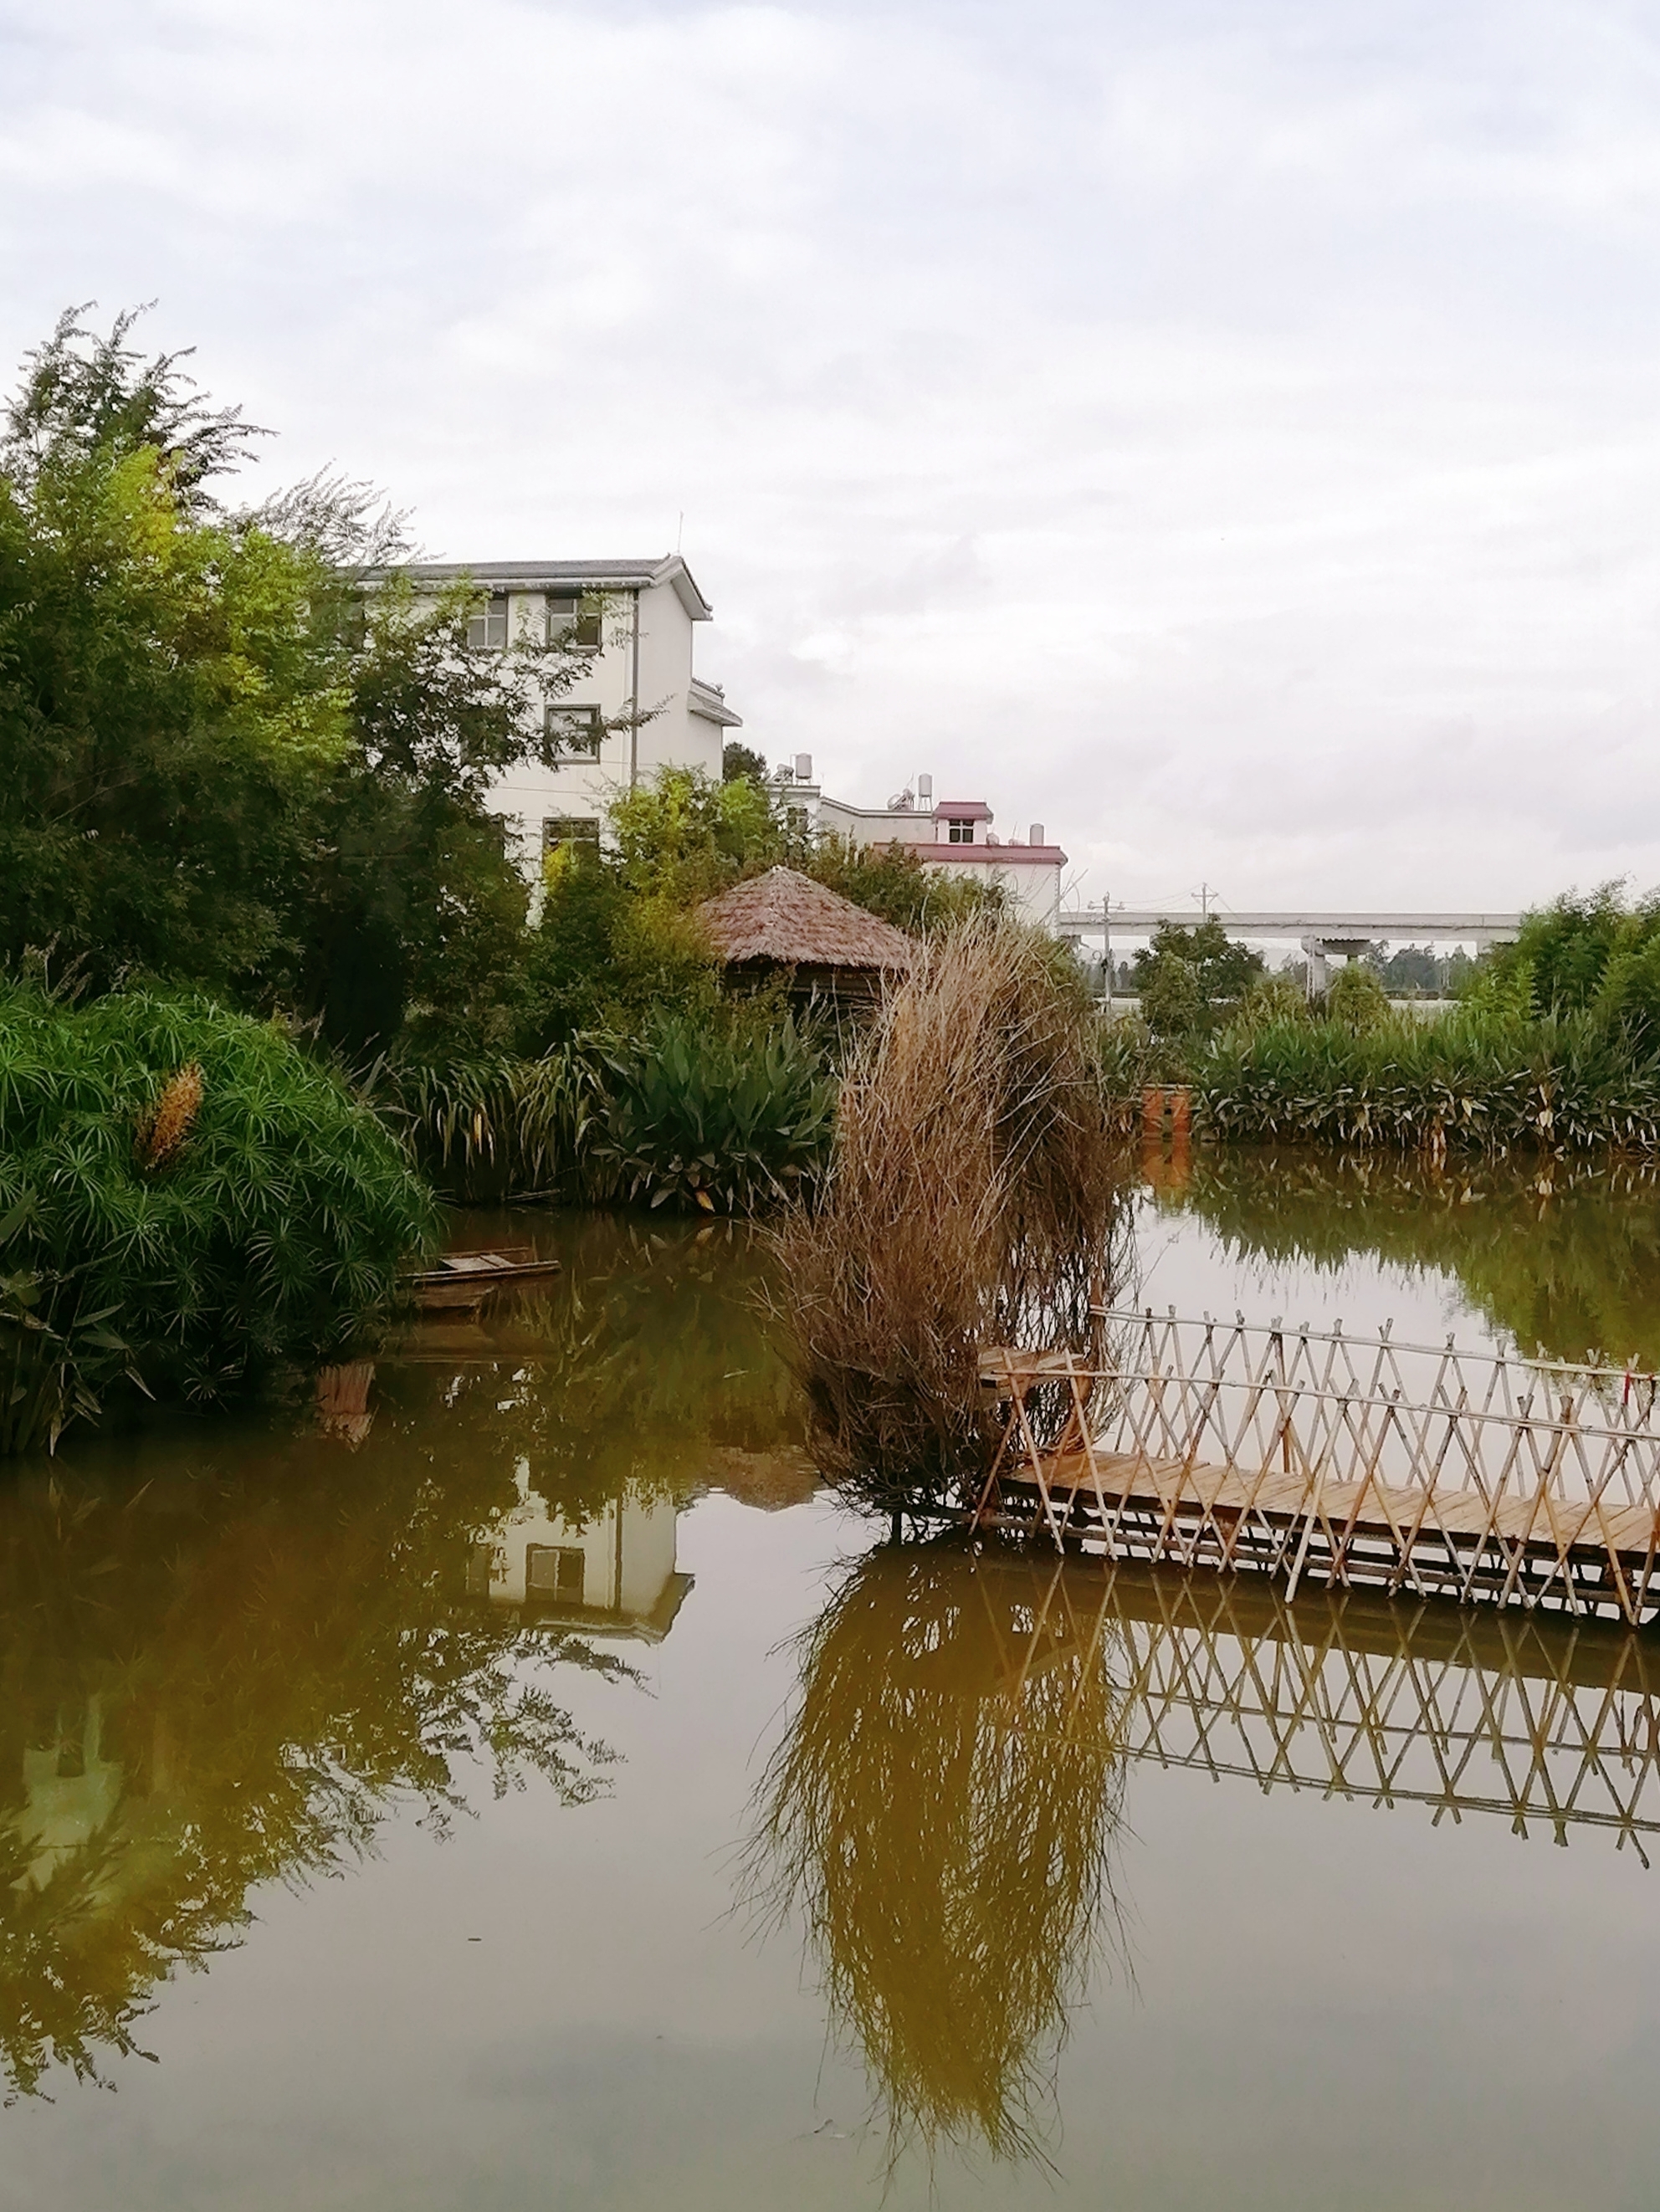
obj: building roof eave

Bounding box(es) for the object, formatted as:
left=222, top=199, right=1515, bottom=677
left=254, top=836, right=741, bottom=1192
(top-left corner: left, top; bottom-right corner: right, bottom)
left=361, top=554, right=715, bottom=619
left=689, top=679, right=743, bottom=728
left=883, top=841, right=1069, bottom=867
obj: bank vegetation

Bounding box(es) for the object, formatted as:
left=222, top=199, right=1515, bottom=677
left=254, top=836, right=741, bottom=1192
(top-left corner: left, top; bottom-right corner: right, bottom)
left=1110, top=890, right=1660, bottom=1158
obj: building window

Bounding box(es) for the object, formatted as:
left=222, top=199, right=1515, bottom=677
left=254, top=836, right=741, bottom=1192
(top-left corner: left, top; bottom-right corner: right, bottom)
left=525, top=1544, right=587, bottom=1604
left=465, top=1543, right=494, bottom=1598
left=542, top=816, right=601, bottom=858
left=546, top=591, right=602, bottom=651
left=945, top=818, right=974, bottom=844
left=545, top=704, right=603, bottom=760
left=466, top=594, right=509, bottom=650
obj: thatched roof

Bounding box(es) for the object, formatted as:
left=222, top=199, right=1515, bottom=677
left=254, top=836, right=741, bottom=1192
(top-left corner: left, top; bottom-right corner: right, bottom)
left=696, top=867, right=914, bottom=972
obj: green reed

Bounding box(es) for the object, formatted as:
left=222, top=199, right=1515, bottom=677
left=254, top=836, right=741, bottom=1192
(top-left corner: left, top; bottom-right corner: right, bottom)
left=388, top=1014, right=837, bottom=1214
left=1195, top=1004, right=1660, bottom=1153
left=382, top=1042, right=608, bottom=1202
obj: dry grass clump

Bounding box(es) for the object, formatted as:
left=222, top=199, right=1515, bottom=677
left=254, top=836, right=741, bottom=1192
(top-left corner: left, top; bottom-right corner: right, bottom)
left=744, top=1543, right=1126, bottom=2166
left=771, top=912, right=1129, bottom=1515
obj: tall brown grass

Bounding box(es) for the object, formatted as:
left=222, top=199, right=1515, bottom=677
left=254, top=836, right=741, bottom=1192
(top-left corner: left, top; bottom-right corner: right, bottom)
left=770, top=914, right=1129, bottom=1516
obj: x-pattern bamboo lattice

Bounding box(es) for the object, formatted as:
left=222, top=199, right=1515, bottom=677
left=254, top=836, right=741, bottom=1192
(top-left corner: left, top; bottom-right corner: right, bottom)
left=972, top=1312, right=1660, bottom=1622
left=970, top=1556, right=1660, bottom=1856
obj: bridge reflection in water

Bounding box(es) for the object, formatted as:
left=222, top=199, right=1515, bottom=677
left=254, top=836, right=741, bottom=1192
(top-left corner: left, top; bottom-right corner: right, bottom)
left=1011, top=1556, right=1660, bottom=1858
left=751, top=1540, right=1660, bottom=2168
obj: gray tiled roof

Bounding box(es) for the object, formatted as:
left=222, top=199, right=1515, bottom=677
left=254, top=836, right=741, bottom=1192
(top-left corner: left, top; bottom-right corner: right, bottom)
left=364, top=554, right=713, bottom=619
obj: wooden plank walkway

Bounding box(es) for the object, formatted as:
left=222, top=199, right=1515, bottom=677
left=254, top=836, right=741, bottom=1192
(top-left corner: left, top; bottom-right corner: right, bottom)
left=970, top=1314, right=1660, bottom=1624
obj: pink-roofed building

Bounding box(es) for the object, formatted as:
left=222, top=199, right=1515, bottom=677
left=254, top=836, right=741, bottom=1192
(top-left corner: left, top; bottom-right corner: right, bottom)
left=802, top=768, right=1068, bottom=929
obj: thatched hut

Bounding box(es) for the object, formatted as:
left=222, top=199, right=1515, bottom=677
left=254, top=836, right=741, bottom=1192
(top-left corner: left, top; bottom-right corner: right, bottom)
left=696, top=866, right=912, bottom=1008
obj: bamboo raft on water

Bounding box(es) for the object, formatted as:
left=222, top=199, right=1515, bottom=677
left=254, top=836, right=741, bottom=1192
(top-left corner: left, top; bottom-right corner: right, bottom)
left=970, top=1311, right=1660, bottom=1626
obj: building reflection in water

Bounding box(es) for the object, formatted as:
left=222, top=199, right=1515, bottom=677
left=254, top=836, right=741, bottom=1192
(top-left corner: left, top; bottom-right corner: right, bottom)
left=751, top=1538, right=1660, bottom=2169
left=467, top=1468, right=694, bottom=1643
left=0, top=1211, right=789, bottom=2103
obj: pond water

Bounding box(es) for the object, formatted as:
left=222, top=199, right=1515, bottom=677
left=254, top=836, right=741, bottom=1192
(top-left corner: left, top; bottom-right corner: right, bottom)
left=5, top=1160, right=1660, bottom=2209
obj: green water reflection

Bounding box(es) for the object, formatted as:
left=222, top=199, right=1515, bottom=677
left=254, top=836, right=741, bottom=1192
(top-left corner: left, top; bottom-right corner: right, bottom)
left=1151, top=1147, right=1660, bottom=1366
left=0, top=1212, right=797, bottom=2102
left=11, top=1178, right=1660, bottom=2195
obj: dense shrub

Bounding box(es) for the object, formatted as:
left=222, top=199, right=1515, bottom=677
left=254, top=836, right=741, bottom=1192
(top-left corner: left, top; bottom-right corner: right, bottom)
left=1236, top=972, right=1309, bottom=1032
left=595, top=1012, right=837, bottom=1213
left=0, top=987, right=437, bottom=1447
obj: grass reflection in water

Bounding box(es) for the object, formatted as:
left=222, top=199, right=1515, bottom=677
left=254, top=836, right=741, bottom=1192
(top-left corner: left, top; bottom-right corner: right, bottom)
left=747, top=1541, right=1129, bottom=2167
left=1159, top=1148, right=1660, bottom=1370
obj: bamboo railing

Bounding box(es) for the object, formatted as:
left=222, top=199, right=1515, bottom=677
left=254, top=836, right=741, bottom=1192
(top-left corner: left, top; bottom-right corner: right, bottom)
left=972, top=1312, right=1660, bottom=1623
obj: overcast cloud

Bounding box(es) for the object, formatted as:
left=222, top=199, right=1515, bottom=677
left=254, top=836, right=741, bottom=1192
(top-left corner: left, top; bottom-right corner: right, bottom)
left=4, top=0, right=1660, bottom=914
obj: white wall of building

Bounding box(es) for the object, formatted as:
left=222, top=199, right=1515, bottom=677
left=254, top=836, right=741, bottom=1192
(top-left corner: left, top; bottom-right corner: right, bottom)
left=387, top=556, right=740, bottom=878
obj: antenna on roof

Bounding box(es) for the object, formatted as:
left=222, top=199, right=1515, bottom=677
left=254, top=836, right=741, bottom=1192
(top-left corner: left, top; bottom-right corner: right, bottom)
left=676, top=512, right=684, bottom=553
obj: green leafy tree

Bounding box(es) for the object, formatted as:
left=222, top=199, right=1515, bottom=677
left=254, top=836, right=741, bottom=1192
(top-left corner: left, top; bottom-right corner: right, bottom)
left=1138, top=955, right=1207, bottom=1041
left=722, top=739, right=768, bottom=786
left=806, top=837, right=1004, bottom=935
left=1324, top=959, right=1392, bottom=1036
left=0, top=311, right=346, bottom=996
left=608, top=765, right=802, bottom=905
left=1132, top=920, right=1263, bottom=1039
left=515, top=768, right=798, bottom=1047
left=0, top=308, right=598, bottom=1057
left=289, top=571, right=596, bottom=1056
left=519, top=842, right=721, bottom=1047
left=1494, top=886, right=1652, bottom=1011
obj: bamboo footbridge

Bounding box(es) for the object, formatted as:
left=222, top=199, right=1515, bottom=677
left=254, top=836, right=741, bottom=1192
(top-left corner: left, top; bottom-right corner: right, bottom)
left=971, top=1312, right=1660, bottom=1626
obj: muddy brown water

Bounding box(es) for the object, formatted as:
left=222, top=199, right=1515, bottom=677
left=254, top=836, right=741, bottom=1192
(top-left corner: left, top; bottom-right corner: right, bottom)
left=4, top=1165, right=1660, bottom=2209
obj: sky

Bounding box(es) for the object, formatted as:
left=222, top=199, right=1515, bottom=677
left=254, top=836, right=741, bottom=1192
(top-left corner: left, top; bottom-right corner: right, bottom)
left=4, top=0, right=1660, bottom=919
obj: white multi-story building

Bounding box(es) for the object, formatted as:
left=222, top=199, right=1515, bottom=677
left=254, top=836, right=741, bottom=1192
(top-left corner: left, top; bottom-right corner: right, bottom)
left=371, top=558, right=1072, bottom=924
left=389, top=554, right=742, bottom=872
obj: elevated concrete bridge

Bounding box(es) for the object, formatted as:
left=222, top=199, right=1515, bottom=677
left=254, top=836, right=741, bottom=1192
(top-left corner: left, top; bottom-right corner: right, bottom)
left=1058, top=908, right=1524, bottom=993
